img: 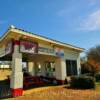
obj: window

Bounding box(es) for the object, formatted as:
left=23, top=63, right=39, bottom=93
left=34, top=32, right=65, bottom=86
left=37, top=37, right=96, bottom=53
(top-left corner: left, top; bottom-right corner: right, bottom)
left=66, top=60, right=77, bottom=76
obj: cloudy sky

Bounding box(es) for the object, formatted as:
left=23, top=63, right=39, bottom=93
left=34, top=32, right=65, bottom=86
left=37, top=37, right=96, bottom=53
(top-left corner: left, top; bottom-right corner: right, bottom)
left=0, top=0, right=100, bottom=54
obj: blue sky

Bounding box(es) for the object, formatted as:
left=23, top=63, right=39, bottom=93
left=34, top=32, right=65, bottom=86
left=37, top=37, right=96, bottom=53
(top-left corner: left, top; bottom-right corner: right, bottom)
left=0, top=0, right=100, bottom=54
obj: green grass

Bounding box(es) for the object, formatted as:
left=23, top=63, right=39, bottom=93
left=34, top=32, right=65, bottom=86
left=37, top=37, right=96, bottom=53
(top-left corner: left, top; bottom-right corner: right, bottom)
left=96, top=82, right=100, bottom=86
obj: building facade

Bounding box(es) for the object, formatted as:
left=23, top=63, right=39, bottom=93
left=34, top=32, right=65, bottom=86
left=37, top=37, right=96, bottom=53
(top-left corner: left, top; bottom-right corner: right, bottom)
left=0, top=26, right=84, bottom=97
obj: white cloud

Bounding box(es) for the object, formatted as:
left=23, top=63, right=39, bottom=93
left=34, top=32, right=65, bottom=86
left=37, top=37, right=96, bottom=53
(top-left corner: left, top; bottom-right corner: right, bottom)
left=79, top=9, right=100, bottom=31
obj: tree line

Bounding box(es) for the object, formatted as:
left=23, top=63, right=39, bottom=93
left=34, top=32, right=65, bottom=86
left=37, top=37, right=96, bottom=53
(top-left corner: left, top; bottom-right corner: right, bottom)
left=81, top=45, right=100, bottom=75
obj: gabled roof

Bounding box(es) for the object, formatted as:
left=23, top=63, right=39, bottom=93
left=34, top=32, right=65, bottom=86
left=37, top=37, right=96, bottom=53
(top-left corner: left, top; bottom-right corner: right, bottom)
left=0, top=25, right=84, bottom=52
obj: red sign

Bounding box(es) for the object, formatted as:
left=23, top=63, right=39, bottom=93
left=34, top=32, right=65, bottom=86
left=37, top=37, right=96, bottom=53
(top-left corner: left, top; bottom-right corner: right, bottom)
left=20, top=41, right=38, bottom=54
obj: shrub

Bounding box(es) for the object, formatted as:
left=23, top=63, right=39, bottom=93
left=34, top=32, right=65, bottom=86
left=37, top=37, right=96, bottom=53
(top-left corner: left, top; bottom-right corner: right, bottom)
left=95, top=72, right=100, bottom=82
left=82, top=73, right=94, bottom=77
left=70, top=76, right=95, bottom=89
left=64, top=77, right=68, bottom=84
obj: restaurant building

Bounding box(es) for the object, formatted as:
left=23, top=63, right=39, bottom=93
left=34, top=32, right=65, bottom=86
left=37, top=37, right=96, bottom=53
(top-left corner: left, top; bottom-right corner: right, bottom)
left=0, top=25, right=84, bottom=97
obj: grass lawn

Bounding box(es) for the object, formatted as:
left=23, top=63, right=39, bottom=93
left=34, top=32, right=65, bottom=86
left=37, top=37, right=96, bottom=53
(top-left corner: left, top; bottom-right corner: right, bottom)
left=3, top=84, right=100, bottom=100
left=0, top=70, right=100, bottom=100
left=96, top=82, right=100, bottom=86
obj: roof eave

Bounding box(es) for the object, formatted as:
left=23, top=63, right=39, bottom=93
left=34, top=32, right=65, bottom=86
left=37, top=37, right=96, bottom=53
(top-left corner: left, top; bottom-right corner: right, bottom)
left=0, top=27, right=84, bottom=52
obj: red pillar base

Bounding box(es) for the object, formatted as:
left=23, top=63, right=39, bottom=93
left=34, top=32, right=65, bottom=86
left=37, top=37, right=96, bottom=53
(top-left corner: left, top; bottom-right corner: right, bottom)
left=11, top=88, right=23, bottom=97
left=56, top=79, right=65, bottom=85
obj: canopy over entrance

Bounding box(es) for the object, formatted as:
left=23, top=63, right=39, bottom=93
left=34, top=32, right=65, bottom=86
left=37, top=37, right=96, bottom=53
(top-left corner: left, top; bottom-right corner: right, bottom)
left=0, top=25, right=84, bottom=97
left=0, top=25, right=84, bottom=62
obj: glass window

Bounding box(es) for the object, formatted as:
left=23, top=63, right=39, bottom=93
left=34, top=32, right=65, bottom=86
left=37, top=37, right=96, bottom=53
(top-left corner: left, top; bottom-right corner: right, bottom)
left=66, top=60, right=77, bottom=76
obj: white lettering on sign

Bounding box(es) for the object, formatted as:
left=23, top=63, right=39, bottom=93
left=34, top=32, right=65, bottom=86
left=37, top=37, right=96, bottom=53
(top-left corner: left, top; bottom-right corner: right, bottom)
left=38, top=47, right=55, bottom=55
left=38, top=46, right=64, bottom=57
left=20, top=41, right=38, bottom=54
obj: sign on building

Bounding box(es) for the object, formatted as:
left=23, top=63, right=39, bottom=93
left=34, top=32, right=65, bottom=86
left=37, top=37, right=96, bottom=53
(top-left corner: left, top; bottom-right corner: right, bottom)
left=55, top=47, right=64, bottom=57
left=0, top=41, right=13, bottom=57
left=38, top=46, right=64, bottom=57
left=20, top=41, right=38, bottom=54
left=38, top=47, right=55, bottom=55
left=5, top=41, right=13, bottom=55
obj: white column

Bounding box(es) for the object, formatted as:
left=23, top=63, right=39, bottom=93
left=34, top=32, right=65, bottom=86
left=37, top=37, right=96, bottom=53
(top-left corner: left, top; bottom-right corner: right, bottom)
left=40, top=62, right=46, bottom=77
left=28, top=62, right=35, bottom=76
left=10, top=40, right=23, bottom=97
left=55, top=58, right=66, bottom=84
left=77, top=54, right=81, bottom=75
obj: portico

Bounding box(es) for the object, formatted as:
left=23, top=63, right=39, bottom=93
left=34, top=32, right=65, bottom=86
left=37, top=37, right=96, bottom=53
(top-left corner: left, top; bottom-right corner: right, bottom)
left=0, top=26, right=84, bottom=97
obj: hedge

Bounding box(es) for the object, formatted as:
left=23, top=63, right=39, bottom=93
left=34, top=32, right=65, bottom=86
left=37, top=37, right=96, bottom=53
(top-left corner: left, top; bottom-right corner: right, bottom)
left=95, top=73, right=100, bottom=82
left=70, top=76, right=95, bottom=89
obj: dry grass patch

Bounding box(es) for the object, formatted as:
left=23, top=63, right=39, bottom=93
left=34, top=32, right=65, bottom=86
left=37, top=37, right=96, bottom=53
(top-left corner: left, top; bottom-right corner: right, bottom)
left=0, top=69, right=11, bottom=80
left=4, top=85, right=100, bottom=100
left=0, top=70, right=100, bottom=100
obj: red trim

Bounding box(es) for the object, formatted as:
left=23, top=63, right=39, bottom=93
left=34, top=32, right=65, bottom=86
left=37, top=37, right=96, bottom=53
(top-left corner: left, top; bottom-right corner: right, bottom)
left=14, top=40, right=20, bottom=45
left=56, top=79, right=65, bottom=84
left=11, top=88, right=23, bottom=97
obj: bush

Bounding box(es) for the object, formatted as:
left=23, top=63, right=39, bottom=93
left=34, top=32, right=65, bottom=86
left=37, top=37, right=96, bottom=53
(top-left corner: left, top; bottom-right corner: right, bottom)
left=70, top=76, right=95, bottom=89
left=64, top=77, right=68, bottom=84
left=82, top=73, right=94, bottom=77
left=95, top=72, right=100, bottom=82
